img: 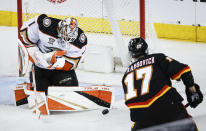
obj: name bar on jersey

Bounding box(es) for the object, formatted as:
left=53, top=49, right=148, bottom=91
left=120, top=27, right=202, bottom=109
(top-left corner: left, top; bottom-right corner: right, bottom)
left=127, top=57, right=155, bottom=73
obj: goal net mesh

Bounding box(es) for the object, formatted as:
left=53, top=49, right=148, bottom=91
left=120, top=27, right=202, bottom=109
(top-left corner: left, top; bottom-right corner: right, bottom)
left=19, top=0, right=157, bottom=72
left=22, top=0, right=141, bottom=36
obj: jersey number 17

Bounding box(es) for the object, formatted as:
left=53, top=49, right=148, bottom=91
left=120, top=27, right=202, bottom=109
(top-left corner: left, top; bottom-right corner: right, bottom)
left=123, top=65, right=153, bottom=101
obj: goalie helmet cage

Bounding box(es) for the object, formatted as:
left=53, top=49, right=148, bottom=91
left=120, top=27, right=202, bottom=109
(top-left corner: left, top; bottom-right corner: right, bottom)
left=17, top=0, right=150, bottom=76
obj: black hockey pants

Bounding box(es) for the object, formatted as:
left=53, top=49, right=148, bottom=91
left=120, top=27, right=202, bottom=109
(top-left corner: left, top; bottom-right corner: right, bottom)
left=30, top=65, right=78, bottom=95
left=131, top=103, right=198, bottom=131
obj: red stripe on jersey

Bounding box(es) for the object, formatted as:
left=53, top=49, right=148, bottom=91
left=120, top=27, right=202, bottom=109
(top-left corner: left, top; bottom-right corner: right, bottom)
left=126, top=85, right=171, bottom=108
left=171, top=66, right=191, bottom=80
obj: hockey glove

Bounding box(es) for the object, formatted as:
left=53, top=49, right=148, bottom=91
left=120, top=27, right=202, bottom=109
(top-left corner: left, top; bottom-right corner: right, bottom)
left=47, top=50, right=67, bottom=70
left=186, top=83, right=203, bottom=108
left=34, top=51, right=50, bottom=68
left=49, top=50, right=67, bottom=65
left=51, top=57, right=66, bottom=69
left=34, top=50, right=67, bottom=69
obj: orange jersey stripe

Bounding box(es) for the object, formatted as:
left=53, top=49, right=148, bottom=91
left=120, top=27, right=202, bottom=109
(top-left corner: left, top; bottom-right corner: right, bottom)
left=126, top=85, right=171, bottom=109
left=171, top=66, right=191, bottom=80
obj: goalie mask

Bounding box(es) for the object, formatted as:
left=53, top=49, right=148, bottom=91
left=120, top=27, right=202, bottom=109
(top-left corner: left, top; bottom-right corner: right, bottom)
left=128, top=37, right=148, bottom=58
left=58, top=18, right=78, bottom=42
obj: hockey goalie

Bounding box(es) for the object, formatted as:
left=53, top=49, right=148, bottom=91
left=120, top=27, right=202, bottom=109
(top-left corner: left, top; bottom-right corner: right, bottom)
left=15, top=14, right=113, bottom=115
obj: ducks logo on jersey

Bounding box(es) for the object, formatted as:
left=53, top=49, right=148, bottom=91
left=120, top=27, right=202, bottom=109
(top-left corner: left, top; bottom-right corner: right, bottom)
left=79, top=33, right=86, bottom=43
left=43, top=17, right=51, bottom=27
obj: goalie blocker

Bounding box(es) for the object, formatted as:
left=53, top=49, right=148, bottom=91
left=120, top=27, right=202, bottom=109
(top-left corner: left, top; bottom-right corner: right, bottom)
left=14, top=83, right=114, bottom=115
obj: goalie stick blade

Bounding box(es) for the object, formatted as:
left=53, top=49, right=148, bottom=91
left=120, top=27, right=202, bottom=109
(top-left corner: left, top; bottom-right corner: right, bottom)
left=33, top=108, right=41, bottom=119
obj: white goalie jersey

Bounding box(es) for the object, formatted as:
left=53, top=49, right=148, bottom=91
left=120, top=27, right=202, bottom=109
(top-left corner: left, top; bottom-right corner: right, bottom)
left=19, top=14, right=87, bottom=71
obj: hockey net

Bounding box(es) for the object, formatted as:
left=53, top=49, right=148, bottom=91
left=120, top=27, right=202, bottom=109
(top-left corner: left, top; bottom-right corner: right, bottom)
left=17, top=0, right=157, bottom=75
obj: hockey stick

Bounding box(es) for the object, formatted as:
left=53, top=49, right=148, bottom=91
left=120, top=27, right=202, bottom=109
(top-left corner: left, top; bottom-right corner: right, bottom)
left=31, top=64, right=41, bottom=119
left=18, top=39, right=41, bottom=117
left=18, top=39, right=30, bottom=77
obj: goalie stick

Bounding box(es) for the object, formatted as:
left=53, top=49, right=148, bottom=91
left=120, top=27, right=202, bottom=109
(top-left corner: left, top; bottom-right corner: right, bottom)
left=18, top=39, right=46, bottom=118
left=19, top=39, right=41, bottom=118
left=32, top=64, right=41, bottom=119
left=18, top=39, right=40, bottom=117
left=18, top=39, right=30, bottom=76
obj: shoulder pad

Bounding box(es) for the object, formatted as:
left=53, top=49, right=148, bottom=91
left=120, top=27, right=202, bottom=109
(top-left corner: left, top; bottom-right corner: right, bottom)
left=37, top=14, right=51, bottom=27
left=37, top=14, right=60, bottom=38
left=70, top=28, right=87, bottom=49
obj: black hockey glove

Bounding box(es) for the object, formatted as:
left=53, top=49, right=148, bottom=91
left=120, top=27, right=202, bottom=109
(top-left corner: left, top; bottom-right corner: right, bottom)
left=186, top=83, right=203, bottom=108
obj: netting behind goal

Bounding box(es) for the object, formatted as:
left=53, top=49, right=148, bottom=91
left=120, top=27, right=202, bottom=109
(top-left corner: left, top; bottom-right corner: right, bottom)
left=17, top=0, right=157, bottom=74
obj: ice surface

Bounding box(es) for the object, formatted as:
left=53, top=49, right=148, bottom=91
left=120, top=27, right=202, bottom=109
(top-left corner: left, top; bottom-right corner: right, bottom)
left=0, top=26, right=206, bottom=131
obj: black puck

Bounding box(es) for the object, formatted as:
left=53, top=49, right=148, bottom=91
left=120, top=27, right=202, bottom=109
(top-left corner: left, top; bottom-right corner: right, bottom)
left=102, top=109, right=109, bottom=115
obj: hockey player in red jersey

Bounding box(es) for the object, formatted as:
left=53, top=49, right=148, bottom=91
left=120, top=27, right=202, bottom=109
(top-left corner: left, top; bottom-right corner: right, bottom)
left=19, top=14, right=87, bottom=95
left=122, top=37, right=203, bottom=131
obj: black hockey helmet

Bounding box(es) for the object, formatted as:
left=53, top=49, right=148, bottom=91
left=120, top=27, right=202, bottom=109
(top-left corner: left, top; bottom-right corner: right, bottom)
left=128, top=37, right=148, bottom=58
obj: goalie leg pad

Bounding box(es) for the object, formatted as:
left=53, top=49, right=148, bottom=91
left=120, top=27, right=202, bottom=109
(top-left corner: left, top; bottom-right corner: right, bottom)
left=25, top=89, right=50, bottom=115
left=48, top=85, right=113, bottom=111
left=14, top=84, right=28, bottom=106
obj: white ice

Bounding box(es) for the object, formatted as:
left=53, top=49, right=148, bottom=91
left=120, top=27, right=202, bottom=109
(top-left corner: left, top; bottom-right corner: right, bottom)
left=0, top=26, right=206, bottom=131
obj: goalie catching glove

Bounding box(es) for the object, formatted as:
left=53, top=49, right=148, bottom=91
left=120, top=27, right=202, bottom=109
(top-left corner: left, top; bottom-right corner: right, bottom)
left=47, top=50, right=67, bottom=69
left=34, top=50, right=67, bottom=70
left=186, top=83, right=203, bottom=108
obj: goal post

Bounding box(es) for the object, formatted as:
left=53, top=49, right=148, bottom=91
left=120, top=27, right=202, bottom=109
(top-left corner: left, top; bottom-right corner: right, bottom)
left=17, top=0, right=23, bottom=76
left=17, top=0, right=22, bottom=39
left=140, top=0, right=145, bottom=39
left=17, top=0, right=149, bottom=75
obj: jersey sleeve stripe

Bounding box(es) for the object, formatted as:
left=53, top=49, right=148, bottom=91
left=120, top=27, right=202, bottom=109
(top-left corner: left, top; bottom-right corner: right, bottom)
left=171, top=66, right=191, bottom=80
left=126, top=85, right=172, bottom=109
